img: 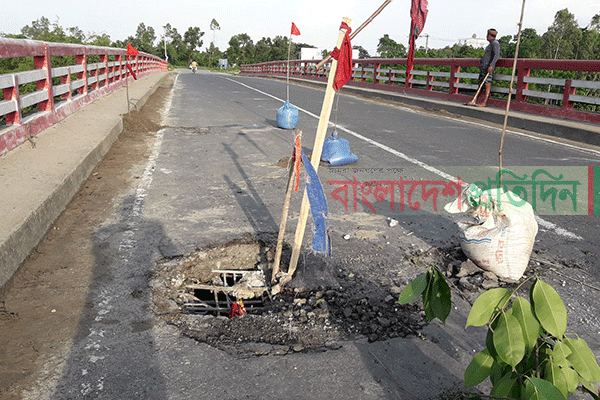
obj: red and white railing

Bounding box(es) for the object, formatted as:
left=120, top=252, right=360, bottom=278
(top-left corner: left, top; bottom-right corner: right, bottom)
left=241, top=58, right=600, bottom=124
left=0, top=38, right=168, bottom=156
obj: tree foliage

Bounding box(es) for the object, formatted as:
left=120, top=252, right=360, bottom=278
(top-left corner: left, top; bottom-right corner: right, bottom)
left=2, top=8, right=600, bottom=70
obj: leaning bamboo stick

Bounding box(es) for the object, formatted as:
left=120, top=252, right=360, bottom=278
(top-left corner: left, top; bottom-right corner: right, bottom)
left=272, top=131, right=301, bottom=282
left=285, top=18, right=351, bottom=284
left=499, top=0, right=526, bottom=186
left=315, top=0, right=393, bottom=70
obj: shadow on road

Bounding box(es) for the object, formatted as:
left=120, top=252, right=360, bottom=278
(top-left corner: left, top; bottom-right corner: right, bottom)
left=51, top=195, right=173, bottom=399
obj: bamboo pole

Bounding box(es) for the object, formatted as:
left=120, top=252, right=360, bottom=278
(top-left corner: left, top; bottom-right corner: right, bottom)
left=315, top=0, right=393, bottom=70
left=284, top=18, right=351, bottom=283
left=499, top=0, right=526, bottom=186
left=272, top=130, right=301, bottom=283
left=287, top=36, right=292, bottom=101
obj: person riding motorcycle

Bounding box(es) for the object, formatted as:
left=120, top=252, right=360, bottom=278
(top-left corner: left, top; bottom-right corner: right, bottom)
left=190, top=60, right=198, bottom=73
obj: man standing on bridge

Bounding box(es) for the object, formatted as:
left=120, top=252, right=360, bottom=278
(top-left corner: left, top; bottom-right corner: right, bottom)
left=476, top=28, right=500, bottom=107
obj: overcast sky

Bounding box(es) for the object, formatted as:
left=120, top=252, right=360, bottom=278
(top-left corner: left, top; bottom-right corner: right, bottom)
left=2, top=0, right=599, bottom=55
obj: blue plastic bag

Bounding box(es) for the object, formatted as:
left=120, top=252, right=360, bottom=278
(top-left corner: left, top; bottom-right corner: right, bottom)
left=321, top=130, right=358, bottom=166
left=277, top=100, right=299, bottom=129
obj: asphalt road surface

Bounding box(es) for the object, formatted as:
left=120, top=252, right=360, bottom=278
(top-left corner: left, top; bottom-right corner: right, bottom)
left=9, top=69, right=600, bottom=399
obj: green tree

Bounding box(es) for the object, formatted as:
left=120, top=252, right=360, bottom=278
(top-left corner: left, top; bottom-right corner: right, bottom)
left=377, top=34, right=406, bottom=58
left=226, top=33, right=254, bottom=65
left=88, top=32, right=111, bottom=47
left=133, top=23, right=156, bottom=54
left=353, top=45, right=371, bottom=59
left=254, top=37, right=273, bottom=63
left=542, top=9, right=582, bottom=59
left=184, top=26, right=204, bottom=62
left=209, top=18, right=220, bottom=65
left=271, top=35, right=291, bottom=61
left=498, top=35, right=515, bottom=58
left=163, top=23, right=185, bottom=64
left=21, top=16, right=53, bottom=40
left=518, top=28, right=543, bottom=58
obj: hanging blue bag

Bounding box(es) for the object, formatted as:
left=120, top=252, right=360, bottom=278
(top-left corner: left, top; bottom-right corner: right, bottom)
left=321, top=130, right=358, bottom=166
left=277, top=100, right=299, bottom=129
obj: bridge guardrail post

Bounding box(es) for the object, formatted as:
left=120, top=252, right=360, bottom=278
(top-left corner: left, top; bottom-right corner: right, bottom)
left=449, top=64, right=459, bottom=95
left=76, top=50, right=88, bottom=95
left=563, top=79, right=576, bottom=109
left=3, top=75, right=22, bottom=124
left=35, top=43, right=54, bottom=112
left=60, top=67, right=72, bottom=101
left=516, top=64, right=529, bottom=103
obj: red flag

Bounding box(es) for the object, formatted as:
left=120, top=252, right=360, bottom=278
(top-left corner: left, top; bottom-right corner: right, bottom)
left=126, top=63, right=137, bottom=80
left=410, top=0, right=428, bottom=39
left=406, top=0, right=428, bottom=86
left=126, top=43, right=139, bottom=56
left=330, top=22, right=352, bottom=90
left=291, top=22, right=301, bottom=36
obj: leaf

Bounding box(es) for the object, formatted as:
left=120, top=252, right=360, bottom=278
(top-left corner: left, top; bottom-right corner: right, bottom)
left=524, top=377, right=566, bottom=400
left=489, top=361, right=508, bottom=386
left=582, top=385, right=600, bottom=400
left=486, top=328, right=499, bottom=360
left=430, top=270, right=451, bottom=323
left=531, top=279, right=567, bottom=338
left=512, top=297, right=541, bottom=352
left=422, top=272, right=436, bottom=322
left=544, top=361, right=573, bottom=398
left=565, top=337, right=600, bottom=383
left=552, top=340, right=572, bottom=366
left=466, top=288, right=512, bottom=328
left=465, top=348, right=494, bottom=387
left=490, top=373, right=521, bottom=399
left=397, top=273, right=427, bottom=304
left=493, top=311, right=526, bottom=367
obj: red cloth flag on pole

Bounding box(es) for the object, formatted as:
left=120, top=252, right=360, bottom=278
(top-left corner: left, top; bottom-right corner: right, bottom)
left=126, top=43, right=139, bottom=80
left=330, top=22, right=352, bottom=90
left=127, top=42, right=139, bottom=56
left=406, top=0, right=428, bottom=87
left=291, top=22, right=301, bottom=36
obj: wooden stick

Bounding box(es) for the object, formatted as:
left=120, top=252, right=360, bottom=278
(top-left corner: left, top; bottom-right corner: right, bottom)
left=466, top=72, right=489, bottom=106
left=499, top=0, right=526, bottom=186
left=287, top=36, right=292, bottom=101
left=315, top=0, right=393, bottom=70
left=285, top=18, right=351, bottom=283
left=272, top=131, right=301, bottom=282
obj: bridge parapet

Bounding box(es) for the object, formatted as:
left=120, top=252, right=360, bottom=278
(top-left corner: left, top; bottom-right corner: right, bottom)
left=241, top=58, right=600, bottom=125
left=0, top=38, right=168, bottom=156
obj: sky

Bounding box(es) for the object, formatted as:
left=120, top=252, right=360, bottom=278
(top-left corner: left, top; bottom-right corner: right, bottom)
left=2, top=0, right=600, bottom=56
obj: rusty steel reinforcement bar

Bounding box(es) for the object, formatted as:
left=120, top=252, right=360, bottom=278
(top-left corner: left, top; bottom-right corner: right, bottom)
left=0, top=37, right=168, bottom=157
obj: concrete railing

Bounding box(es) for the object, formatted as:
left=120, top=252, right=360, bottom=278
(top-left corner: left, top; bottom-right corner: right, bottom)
left=0, top=38, right=168, bottom=156
left=241, top=58, right=600, bottom=124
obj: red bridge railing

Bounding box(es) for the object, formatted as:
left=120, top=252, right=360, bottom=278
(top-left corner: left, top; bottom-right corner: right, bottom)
left=0, top=38, right=168, bottom=156
left=241, top=58, right=600, bottom=125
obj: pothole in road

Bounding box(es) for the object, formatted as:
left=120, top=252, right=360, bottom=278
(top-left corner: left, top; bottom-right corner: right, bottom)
left=151, top=233, right=428, bottom=357
left=173, top=126, right=212, bottom=135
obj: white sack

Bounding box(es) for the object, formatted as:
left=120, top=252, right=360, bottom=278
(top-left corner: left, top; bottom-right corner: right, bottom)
left=445, top=184, right=538, bottom=280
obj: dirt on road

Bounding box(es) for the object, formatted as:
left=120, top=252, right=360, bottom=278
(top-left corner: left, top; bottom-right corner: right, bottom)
left=0, top=76, right=171, bottom=399
left=2, top=72, right=598, bottom=400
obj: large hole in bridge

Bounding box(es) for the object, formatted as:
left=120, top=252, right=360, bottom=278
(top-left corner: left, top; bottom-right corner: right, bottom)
left=156, top=238, right=275, bottom=317
left=152, top=234, right=429, bottom=355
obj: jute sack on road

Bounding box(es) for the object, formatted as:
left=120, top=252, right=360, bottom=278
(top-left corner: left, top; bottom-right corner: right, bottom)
left=445, top=184, right=538, bottom=280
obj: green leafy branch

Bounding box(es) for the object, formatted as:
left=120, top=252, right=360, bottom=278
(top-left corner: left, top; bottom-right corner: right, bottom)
left=398, top=271, right=600, bottom=399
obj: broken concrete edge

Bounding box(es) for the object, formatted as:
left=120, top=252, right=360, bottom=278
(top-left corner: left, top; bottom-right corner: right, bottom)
left=0, top=71, right=174, bottom=294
